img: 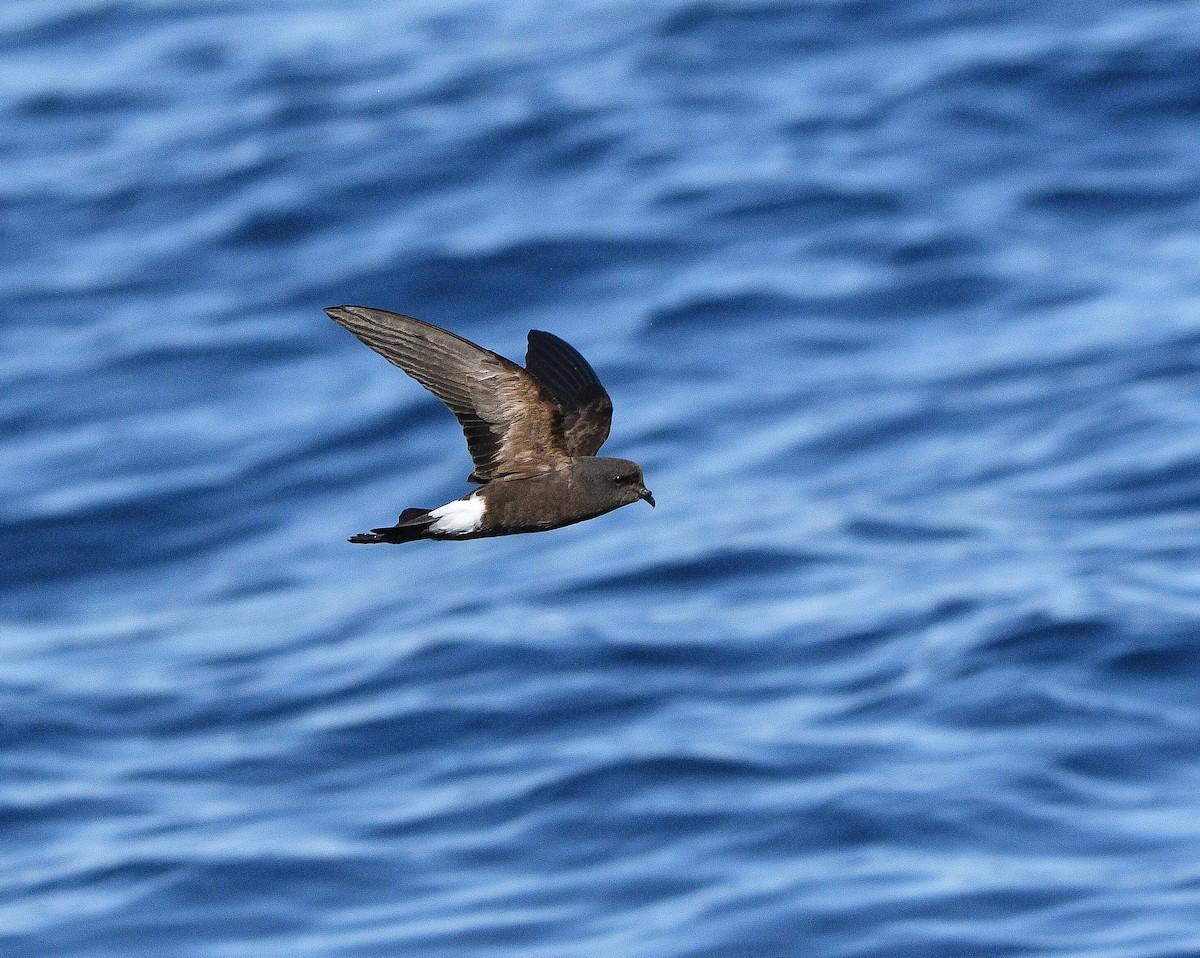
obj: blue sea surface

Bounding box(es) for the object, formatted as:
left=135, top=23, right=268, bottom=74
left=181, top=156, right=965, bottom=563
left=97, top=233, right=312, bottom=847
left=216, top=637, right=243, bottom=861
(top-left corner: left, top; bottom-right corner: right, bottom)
left=5, top=1, right=1200, bottom=955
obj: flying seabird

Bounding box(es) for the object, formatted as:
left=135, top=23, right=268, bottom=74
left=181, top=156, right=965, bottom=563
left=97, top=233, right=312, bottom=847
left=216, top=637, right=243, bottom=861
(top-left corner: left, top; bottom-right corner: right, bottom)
left=326, top=305, right=654, bottom=543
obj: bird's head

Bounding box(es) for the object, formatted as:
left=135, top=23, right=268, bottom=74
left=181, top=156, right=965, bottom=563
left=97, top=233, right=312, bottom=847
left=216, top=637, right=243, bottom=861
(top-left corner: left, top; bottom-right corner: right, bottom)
left=586, top=457, right=654, bottom=508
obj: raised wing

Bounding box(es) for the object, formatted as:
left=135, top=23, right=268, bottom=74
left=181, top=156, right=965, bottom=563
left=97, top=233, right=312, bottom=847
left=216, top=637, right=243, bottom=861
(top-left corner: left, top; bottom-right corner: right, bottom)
left=524, top=330, right=613, bottom=456
left=327, top=306, right=569, bottom=482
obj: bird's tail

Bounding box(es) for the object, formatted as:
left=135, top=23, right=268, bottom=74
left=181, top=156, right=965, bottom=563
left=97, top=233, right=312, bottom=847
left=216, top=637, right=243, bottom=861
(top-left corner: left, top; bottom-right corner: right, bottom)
left=348, top=508, right=434, bottom=544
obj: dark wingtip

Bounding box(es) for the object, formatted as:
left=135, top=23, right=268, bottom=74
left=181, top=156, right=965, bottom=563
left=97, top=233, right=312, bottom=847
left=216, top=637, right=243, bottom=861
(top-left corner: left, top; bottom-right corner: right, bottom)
left=526, top=328, right=572, bottom=354
left=348, top=532, right=383, bottom=544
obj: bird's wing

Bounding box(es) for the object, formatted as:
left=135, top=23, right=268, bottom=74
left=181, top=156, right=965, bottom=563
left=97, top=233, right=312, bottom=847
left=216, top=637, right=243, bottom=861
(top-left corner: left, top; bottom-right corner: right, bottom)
left=524, top=330, right=613, bottom=456
left=327, top=306, right=569, bottom=482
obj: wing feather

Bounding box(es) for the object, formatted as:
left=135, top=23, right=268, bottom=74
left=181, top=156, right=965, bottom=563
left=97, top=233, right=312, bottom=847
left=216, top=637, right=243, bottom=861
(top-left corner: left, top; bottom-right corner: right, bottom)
left=524, top=330, right=613, bottom=456
left=327, top=306, right=568, bottom=482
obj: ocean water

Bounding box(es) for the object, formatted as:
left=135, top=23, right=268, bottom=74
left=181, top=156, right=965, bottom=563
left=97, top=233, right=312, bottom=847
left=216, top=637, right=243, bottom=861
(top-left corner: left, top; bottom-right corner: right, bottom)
left=5, top=1, right=1200, bottom=955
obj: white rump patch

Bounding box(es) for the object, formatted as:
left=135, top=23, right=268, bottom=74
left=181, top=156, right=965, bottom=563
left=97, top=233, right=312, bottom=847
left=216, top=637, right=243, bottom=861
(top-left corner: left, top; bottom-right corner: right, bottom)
left=428, top=494, right=486, bottom=535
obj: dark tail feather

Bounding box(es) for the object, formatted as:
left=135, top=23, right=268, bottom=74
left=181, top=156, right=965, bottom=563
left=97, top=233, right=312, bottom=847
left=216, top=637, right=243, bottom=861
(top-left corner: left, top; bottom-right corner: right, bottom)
left=348, top=508, right=433, bottom=544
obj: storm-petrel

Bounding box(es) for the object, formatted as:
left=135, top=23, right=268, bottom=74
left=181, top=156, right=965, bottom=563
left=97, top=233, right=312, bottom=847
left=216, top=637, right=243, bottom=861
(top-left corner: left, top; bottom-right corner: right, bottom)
left=326, top=305, right=654, bottom=543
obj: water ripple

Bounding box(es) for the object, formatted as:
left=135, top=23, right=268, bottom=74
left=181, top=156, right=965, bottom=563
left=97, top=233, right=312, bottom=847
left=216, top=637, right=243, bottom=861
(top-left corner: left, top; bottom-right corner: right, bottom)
left=5, top=0, right=1200, bottom=956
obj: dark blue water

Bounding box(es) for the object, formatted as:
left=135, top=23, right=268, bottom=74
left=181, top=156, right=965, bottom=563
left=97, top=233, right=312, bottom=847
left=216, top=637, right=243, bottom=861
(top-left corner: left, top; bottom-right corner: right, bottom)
left=5, top=1, right=1200, bottom=955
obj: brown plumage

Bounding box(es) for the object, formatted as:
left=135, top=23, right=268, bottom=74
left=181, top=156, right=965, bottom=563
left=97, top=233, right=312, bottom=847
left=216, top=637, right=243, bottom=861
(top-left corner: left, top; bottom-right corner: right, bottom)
left=326, top=306, right=653, bottom=543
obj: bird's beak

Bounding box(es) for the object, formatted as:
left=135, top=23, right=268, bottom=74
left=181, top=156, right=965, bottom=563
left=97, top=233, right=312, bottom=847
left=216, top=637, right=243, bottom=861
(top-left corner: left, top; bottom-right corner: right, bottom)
left=639, top=487, right=655, bottom=508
